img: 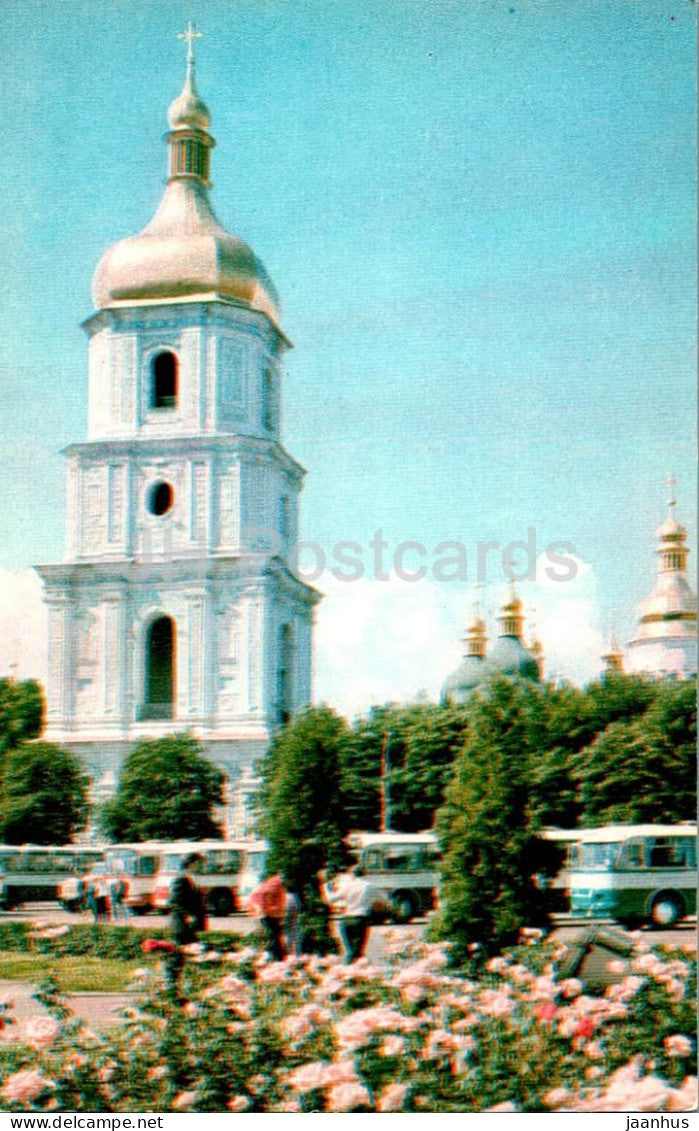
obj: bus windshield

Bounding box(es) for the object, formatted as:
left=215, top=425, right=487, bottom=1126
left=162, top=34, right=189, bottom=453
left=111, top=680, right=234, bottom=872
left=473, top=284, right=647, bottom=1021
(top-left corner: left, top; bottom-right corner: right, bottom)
left=569, top=842, right=619, bottom=870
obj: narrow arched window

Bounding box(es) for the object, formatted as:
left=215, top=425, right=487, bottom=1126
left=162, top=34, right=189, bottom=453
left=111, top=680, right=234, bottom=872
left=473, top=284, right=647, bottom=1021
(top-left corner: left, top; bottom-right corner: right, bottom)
left=277, top=623, right=294, bottom=725
left=151, top=352, right=178, bottom=410
left=143, top=616, right=176, bottom=720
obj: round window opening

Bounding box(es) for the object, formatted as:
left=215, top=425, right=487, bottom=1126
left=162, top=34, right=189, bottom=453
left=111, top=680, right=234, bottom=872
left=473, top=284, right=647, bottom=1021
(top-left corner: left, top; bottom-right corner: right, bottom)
left=148, top=481, right=174, bottom=516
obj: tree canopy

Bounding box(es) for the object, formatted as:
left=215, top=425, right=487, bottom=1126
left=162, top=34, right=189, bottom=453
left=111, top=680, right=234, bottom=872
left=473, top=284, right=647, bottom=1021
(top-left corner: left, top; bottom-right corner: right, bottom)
left=257, top=707, right=350, bottom=952
left=433, top=678, right=552, bottom=958
left=0, top=679, right=44, bottom=757
left=0, top=740, right=89, bottom=844
left=99, top=733, right=225, bottom=842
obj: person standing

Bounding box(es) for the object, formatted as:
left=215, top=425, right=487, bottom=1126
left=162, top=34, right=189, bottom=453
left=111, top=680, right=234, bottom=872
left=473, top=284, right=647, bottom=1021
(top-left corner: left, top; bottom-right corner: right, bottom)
left=167, top=853, right=207, bottom=989
left=109, top=874, right=129, bottom=921
left=320, top=864, right=379, bottom=963
left=248, top=873, right=287, bottom=961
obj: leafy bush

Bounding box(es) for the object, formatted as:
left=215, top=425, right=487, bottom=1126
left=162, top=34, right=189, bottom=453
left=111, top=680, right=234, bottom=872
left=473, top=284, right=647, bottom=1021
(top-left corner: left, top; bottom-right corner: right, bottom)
left=0, top=933, right=694, bottom=1113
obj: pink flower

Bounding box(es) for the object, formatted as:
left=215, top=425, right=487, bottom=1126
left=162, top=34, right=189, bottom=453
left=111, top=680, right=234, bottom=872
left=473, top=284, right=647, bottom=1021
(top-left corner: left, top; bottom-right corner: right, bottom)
left=227, top=1096, right=251, bottom=1112
left=381, top=1034, right=406, bottom=1056
left=543, top=1086, right=572, bottom=1108
left=536, top=1001, right=558, bottom=1024
left=559, top=977, right=583, bottom=999
left=377, top=1082, right=408, bottom=1112
left=583, top=1041, right=604, bottom=1060
left=182, top=1001, right=199, bottom=1017
left=606, top=958, right=627, bottom=975
left=172, top=1090, right=197, bottom=1110
left=1, top=1069, right=55, bottom=1103
left=286, top=1061, right=329, bottom=1093
left=664, top=1034, right=693, bottom=1058
left=321, top=1060, right=359, bottom=1087
left=665, top=1077, right=698, bottom=1112
left=478, top=988, right=515, bottom=1018
left=282, top=1013, right=314, bottom=1041
left=326, top=1082, right=371, bottom=1111
left=486, top=956, right=508, bottom=973
left=486, top=1101, right=518, bottom=1112
left=23, top=1017, right=60, bottom=1049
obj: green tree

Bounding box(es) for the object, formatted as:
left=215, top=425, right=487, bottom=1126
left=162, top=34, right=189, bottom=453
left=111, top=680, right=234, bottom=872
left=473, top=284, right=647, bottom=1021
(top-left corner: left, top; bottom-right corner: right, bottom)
left=341, top=702, right=469, bottom=832
left=433, top=678, right=551, bottom=958
left=0, top=679, right=44, bottom=756
left=100, top=733, right=225, bottom=842
left=257, top=707, right=350, bottom=953
left=0, top=741, right=89, bottom=844
left=578, top=679, right=696, bottom=825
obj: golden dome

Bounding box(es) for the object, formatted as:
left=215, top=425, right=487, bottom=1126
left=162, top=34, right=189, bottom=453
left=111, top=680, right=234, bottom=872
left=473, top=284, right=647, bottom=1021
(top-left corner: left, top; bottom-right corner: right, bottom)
left=91, top=180, right=280, bottom=321
left=91, top=37, right=280, bottom=325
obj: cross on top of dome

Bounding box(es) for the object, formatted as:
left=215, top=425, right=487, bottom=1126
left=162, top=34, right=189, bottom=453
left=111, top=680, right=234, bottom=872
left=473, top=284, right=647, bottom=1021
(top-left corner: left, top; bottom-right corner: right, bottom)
left=178, top=21, right=203, bottom=64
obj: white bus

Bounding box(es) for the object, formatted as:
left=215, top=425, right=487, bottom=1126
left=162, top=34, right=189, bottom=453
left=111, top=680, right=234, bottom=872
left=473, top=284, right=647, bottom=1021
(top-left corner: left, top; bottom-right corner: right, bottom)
left=151, top=840, right=252, bottom=916
left=347, top=832, right=441, bottom=922
left=58, top=842, right=164, bottom=913
left=0, top=845, right=104, bottom=909
left=568, top=823, right=697, bottom=928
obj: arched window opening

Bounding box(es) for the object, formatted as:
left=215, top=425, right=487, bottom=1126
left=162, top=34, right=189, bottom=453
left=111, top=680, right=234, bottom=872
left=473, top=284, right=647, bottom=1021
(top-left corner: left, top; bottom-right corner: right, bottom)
left=280, top=495, right=290, bottom=542
left=142, top=616, right=176, bottom=720
left=151, top=352, right=178, bottom=410
left=147, top=481, right=174, bottom=517
left=262, top=367, right=275, bottom=431
left=277, top=623, right=294, bottom=725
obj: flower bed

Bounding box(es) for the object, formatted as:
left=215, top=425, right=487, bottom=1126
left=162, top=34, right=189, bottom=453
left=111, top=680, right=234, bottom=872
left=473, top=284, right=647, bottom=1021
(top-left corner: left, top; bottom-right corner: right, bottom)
left=0, top=932, right=694, bottom=1113
left=0, top=923, right=248, bottom=963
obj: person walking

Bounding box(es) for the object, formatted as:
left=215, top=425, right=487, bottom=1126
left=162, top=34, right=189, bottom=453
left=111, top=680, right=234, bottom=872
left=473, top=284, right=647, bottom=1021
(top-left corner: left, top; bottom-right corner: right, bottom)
left=248, top=873, right=287, bottom=961
left=320, top=863, right=379, bottom=963
left=109, top=874, right=129, bottom=922
left=167, top=853, right=207, bottom=989
left=86, top=873, right=110, bottom=923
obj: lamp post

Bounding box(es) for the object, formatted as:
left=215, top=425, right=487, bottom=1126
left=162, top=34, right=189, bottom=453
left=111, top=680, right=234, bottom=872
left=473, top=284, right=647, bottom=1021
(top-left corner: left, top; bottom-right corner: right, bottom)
left=380, top=731, right=393, bottom=833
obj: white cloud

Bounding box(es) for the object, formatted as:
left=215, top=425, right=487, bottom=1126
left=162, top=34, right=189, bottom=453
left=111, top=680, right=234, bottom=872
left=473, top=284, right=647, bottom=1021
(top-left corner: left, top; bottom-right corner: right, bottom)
left=314, top=553, right=606, bottom=718
left=0, top=568, right=47, bottom=683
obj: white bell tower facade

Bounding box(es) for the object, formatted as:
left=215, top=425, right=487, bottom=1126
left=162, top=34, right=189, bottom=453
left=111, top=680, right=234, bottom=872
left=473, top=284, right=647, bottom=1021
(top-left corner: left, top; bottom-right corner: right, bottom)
left=38, top=30, right=319, bottom=806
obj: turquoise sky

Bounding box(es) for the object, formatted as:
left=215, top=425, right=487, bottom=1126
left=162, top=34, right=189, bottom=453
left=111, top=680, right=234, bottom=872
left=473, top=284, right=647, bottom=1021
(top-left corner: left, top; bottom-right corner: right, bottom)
left=1, top=0, right=696, bottom=673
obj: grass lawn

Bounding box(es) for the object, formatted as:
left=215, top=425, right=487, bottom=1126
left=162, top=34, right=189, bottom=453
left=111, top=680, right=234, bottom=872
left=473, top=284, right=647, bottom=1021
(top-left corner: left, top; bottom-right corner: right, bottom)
left=0, top=951, right=151, bottom=993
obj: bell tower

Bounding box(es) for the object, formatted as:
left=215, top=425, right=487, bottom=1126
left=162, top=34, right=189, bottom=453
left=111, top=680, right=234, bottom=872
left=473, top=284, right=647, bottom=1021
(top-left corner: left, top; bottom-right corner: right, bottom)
left=37, top=27, right=320, bottom=811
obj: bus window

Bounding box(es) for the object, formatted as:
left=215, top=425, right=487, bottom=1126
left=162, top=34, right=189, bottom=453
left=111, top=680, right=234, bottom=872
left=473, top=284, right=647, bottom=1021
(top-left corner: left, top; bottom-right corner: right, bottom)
left=139, top=856, right=158, bottom=876
left=649, top=839, right=692, bottom=868
left=384, top=846, right=421, bottom=872
left=618, top=841, right=644, bottom=869
left=363, top=850, right=382, bottom=872
left=580, top=843, right=617, bottom=870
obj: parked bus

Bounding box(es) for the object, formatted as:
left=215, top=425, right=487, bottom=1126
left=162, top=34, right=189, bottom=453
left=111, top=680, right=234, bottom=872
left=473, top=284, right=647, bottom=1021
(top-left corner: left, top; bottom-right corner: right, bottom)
left=151, top=841, right=252, bottom=916
left=58, top=843, right=163, bottom=913
left=346, top=832, right=441, bottom=922
left=0, top=845, right=104, bottom=909
left=568, top=823, right=697, bottom=927
left=538, top=827, right=586, bottom=912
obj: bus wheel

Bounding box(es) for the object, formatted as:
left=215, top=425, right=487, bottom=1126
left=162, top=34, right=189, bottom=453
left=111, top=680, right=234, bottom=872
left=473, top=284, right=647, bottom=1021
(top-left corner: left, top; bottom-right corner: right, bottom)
left=208, top=888, right=235, bottom=917
left=389, top=892, right=416, bottom=924
left=650, top=894, right=684, bottom=928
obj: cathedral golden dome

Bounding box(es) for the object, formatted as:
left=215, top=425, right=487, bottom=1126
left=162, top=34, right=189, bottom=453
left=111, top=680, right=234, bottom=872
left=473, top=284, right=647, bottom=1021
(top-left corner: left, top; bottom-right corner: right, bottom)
left=91, top=29, right=280, bottom=325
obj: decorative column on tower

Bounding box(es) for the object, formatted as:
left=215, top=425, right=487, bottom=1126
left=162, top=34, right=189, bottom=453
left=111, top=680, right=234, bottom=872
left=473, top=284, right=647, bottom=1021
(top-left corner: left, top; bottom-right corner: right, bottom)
left=625, top=482, right=697, bottom=678
left=37, top=27, right=320, bottom=796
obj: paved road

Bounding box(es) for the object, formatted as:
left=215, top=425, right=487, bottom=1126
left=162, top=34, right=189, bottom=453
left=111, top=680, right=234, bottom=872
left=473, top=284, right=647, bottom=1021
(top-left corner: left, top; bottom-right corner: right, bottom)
left=4, top=903, right=695, bottom=952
